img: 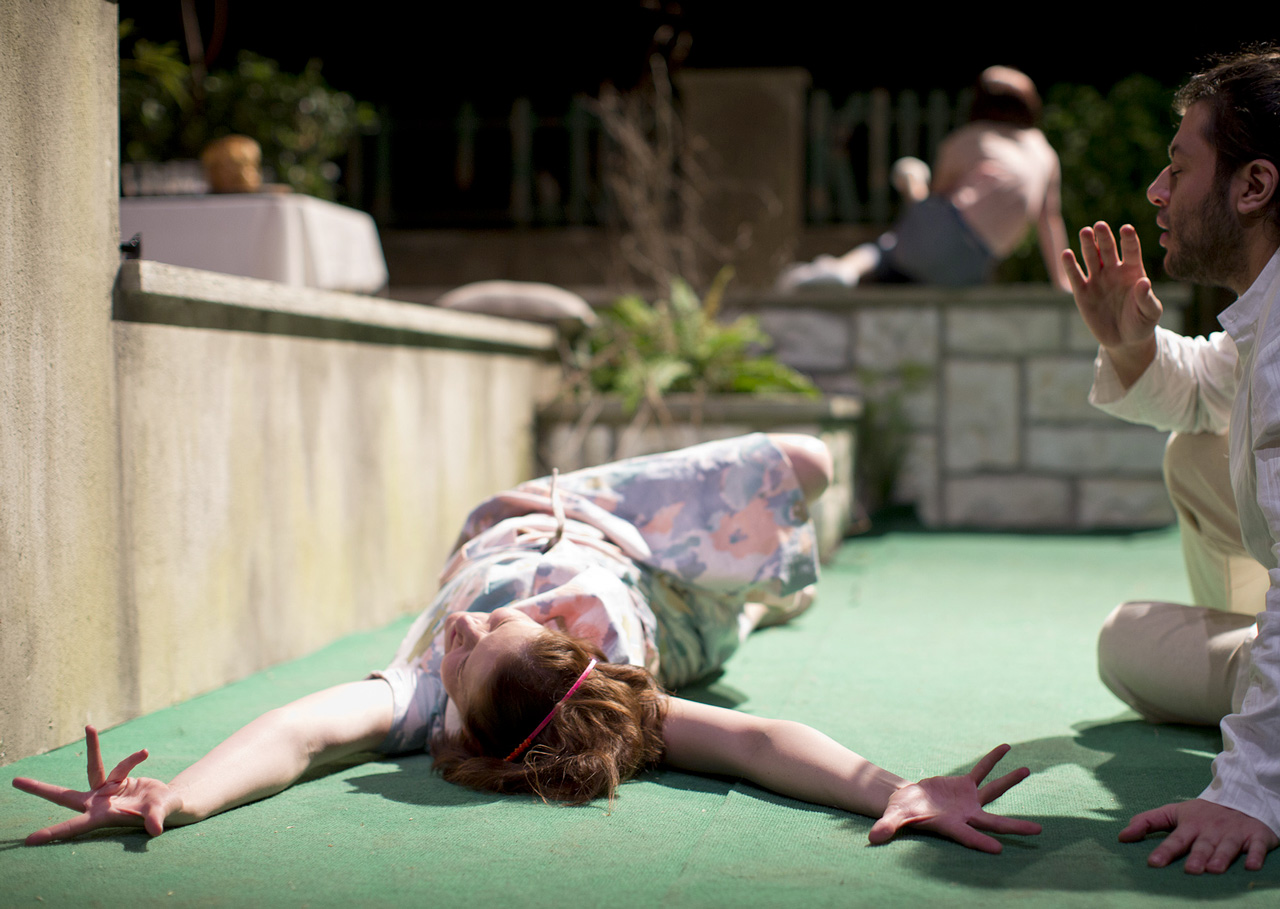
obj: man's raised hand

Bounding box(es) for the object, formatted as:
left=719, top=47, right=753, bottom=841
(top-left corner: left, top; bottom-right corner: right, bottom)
left=1063, top=222, right=1163, bottom=387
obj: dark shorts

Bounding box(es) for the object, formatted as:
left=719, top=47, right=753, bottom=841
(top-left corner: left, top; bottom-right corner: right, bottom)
left=874, top=195, right=996, bottom=286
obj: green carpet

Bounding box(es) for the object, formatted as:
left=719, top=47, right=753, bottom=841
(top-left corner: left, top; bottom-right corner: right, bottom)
left=5, top=525, right=1280, bottom=906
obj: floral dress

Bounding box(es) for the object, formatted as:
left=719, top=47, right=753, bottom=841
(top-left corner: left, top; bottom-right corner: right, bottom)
left=373, top=433, right=820, bottom=754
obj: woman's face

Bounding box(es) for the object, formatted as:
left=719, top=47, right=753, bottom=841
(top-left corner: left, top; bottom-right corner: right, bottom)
left=441, top=607, right=544, bottom=718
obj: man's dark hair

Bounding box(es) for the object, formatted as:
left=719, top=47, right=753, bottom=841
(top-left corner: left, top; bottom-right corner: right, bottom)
left=1175, top=46, right=1280, bottom=224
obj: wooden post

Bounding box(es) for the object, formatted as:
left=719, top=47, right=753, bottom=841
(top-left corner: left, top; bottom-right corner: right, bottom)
left=510, top=98, right=533, bottom=226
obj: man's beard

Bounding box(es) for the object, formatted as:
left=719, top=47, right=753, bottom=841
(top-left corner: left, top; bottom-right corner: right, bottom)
left=1164, top=178, right=1248, bottom=288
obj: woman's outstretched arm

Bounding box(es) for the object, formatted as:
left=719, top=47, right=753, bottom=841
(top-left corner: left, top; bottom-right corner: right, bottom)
left=660, top=697, right=1041, bottom=853
left=14, top=679, right=394, bottom=844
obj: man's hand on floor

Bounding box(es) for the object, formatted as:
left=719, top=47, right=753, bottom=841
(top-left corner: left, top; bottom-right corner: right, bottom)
left=1120, top=798, right=1279, bottom=873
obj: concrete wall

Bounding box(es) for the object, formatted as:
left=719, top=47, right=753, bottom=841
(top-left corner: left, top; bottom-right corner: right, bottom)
left=113, top=264, right=557, bottom=714
left=7, top=146, right=560, bottom=771
left=0, top=3, right=559, bottom=764
left=676, top=69, right=810, bottom=289
left=383, top=69, right=812, bottom=296
left=2, top=251, right=556, bottom=766
left=726, top=284, right=1193, bottom=530
left=0, top=1, right=123, bottom=764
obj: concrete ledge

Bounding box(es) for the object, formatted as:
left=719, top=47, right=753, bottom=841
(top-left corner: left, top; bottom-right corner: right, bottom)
left=539, top=392, right=862, bottom=425
left=382, top=227, right=617, bottom=289
left=117, top=260, right=557, bottom=356
left=737, top=282, right=1193, bottom=310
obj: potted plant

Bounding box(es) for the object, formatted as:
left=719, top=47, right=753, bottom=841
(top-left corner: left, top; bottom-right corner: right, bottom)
left=118, top=20, right=377, bottom=201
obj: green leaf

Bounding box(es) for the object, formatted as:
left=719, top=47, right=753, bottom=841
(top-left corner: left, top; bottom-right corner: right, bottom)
left=573, top=272, right=818, bottom=409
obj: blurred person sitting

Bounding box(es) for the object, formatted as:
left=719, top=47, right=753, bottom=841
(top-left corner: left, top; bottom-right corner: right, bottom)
left=778, top=66, right=1070, bottom=292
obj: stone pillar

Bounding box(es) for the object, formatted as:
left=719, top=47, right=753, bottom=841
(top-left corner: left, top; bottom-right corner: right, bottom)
left=676, top=68, right=810, bottom=289
left=0, top=0, right=124, bottom=763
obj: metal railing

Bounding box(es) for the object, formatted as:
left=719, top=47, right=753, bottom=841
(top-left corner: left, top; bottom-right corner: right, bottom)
left=804, top=87, right=971, bottom=225
left=341, top=87, right=974, bottom=229
left=370, top=96, right=607, bottom=228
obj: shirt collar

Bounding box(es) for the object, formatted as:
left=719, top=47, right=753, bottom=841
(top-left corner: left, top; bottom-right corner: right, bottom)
left=1218, top=248, right=1280, bottom=341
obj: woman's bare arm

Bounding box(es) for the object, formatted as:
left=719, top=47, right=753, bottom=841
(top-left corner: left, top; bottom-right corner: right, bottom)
left=661, top=697, right=1040, bottom=853
left=14, top=679, right=394, bottom=843
left=168, top=679, right=394, bottom=823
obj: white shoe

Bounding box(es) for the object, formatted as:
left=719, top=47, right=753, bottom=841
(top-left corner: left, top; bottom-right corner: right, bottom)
left=775, top=255, right=855, bottom=291
left=891, top=156, right=931, bottom=201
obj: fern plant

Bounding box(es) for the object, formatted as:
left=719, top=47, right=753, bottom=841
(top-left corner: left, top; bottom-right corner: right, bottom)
left=563, top=269, right=818, bottom=414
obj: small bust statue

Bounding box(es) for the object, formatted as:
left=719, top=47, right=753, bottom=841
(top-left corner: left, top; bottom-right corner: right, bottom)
left=201, top=135, right=263, bottom=193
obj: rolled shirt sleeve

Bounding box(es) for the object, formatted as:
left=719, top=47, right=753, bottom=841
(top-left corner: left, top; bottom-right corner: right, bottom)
left=1089, top=326, right=1237, bottom=434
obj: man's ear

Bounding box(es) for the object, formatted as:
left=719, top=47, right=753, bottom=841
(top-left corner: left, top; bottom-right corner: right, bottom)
left=1236, top=158, right=1279, bottom=216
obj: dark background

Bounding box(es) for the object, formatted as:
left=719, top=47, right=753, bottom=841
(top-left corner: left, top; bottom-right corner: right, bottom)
left=116, top=2, right=1267, bottom=114
left=113, top=0, right=1274, bottom=291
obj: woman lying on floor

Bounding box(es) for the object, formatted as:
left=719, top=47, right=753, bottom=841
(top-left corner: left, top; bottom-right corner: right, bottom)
left=15, top=434, right=1040, bottom=853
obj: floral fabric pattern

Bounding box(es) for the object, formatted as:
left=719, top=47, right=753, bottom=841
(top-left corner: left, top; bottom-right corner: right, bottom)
left=372, top=433, right=820, bottom=755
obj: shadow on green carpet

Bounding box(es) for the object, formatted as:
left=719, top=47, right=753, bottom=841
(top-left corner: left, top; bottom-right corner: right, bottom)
left=4, top=526, right=1280, bottom=907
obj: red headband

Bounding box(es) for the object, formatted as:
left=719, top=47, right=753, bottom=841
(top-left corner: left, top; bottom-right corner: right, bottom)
left=505, top=659, right=598, bottom=762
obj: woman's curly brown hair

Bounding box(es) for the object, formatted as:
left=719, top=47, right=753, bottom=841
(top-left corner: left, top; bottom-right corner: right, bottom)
left=431, top=629, right=667, bottom=803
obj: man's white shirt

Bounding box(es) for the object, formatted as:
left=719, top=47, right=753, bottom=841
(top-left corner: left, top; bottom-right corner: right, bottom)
left=1091, top=249, right=1280, bottom=836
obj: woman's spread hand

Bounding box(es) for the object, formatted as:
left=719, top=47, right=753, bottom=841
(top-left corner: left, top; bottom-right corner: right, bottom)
left=868, top=744, right=1042, bottom=853
left=13, top=725, right=180, bottom=845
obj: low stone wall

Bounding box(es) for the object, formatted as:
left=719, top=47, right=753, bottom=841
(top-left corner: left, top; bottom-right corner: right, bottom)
left=111, top=263, right=560, bottom=714
left=725, top=284, right=1192, bottom=530
left=537, top=394, right=861, bottom=561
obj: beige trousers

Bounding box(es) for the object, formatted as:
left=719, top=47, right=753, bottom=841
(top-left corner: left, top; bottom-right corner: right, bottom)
left=1097, top=431, right=1265, bottom=725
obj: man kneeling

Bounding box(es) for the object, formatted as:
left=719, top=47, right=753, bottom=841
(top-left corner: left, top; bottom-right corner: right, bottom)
left=1067, top=48, right=1280, bottom=874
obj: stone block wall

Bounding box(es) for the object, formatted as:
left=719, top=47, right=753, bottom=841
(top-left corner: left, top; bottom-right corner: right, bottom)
left=725, top=285, right=1192, bottom=530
